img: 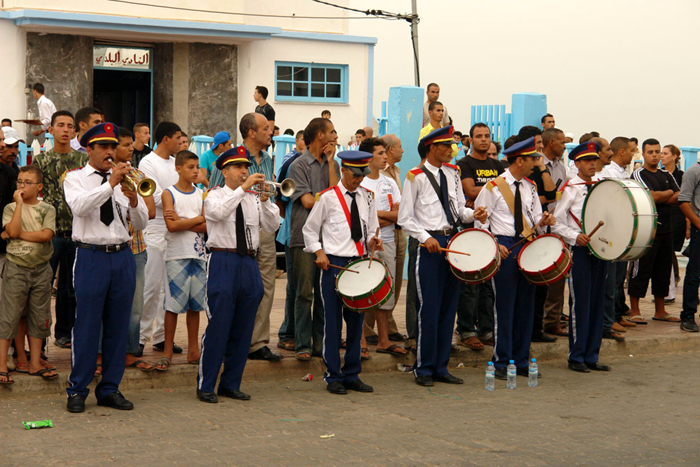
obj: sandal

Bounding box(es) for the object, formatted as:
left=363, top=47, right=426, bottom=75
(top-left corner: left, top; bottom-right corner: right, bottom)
left=459, top=336, right=484, bottom=351
left=94, top=363, right=103, bottom=376
left=0, top=371, right=14, bottom=384
left=626, top=316, right=648, bottom=325
left=128, top=359, right=156, bottom=372
left=155, top=358, right=171, bottom=371
left=295, top=352, right=311, bottom=361
left=652, top=314, right=681, bottom=322
left=40, top=360, right=56, bottom=371
left=361, top=347, right=371, bottom=361
left=15, top=362, right=29, bottom=373
left=277, top=341, right=295, bottom=351
left=376, top=344, right=408, bottom=356
left=29, top=368, right=59, bottom=380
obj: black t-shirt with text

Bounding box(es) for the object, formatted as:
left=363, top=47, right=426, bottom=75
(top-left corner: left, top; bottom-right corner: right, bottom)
left=457, top=155, right=504, bottom=194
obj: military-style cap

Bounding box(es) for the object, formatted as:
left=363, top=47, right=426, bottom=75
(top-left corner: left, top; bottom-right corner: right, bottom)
left=80, top=122, right=119, bottom=148
left=338, top=150, right=372, bottom=176
left=570, top=141, right=600, bottom=161
left=420, top=125, right=455, bottom=146
left=503, top=137, right=541, bottom=158
left=216, top=146, right=251, bottom=170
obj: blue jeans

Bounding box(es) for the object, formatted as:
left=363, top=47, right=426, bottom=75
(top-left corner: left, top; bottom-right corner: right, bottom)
left=278, top=245, right=295, bottom=343
left=456, top=281, right=494, bottom=339
left=50, top=237, right=77, bottom=340
left=291, top=247, right=324, bottom=355
left=682, top=226, right=700, bottom=321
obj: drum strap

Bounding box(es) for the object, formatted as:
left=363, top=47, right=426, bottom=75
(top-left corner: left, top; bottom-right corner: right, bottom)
left=569, top=211, right=582, bottom=230
left=493, top=177, right=533, bottom=239
left=333, top=185, right=365, bottom=256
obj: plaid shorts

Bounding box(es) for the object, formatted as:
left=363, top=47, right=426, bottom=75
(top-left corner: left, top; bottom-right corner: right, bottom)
left=165, top=258, right=207, bottom=314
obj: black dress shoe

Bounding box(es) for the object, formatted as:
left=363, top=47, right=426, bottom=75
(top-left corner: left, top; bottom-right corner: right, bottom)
left=197, top=389, right=219, bottom=403
left=97, top=391, right=134, bottom=410
left=217, top=387, right=251, bottom=400
left=344, top=379, right=374, bottom=392
left=327, top=381, right=348, bottom=394
left=433, top=373, right=464, bottom=384
left=415, top=375, right=434, bottom=387
left=681, top=319, right=699, bottom=332
left=133, top=344, right=144, bottom=358
left=66, top=394, right=86, bottom=413
left=494, top=367, right=507, bottom=380
left=516, top=368, right=542, bottom=378
left=153, top=341, right=183, bottom=354
left=248, top=346, right=284, bottom=361
left=531, top=333, right=557, bottom=343
left=365, top=335, right=379, bottom=345
left=586, top=362, right=611, bottom=371
left=568, top=361, right=590, bottom=373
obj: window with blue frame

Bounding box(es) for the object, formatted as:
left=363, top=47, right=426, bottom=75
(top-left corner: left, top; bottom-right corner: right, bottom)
left=275, top=62, right=348, bottom=103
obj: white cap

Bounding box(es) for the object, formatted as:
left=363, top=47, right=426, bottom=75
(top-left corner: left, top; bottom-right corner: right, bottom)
left=1, top=126, right=20, bottom=140
left=565, top=132, right=574, bottom=139
left=3, top=137, right=22, bottom=145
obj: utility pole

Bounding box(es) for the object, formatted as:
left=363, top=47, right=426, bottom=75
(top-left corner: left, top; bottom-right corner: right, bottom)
left=410, top=0, right=420, bottom=87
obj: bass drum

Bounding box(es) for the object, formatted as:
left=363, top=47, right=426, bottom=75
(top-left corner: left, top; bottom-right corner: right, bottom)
left=582, top=179, right=657, bottom=261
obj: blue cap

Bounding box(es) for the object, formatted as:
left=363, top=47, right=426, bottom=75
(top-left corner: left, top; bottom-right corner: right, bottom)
left=338, top=150, right=372, bottom=176
left=509, top=360, right=515, bottom=363
left=531, top=358, right=536, bottom=362
left=420, top=125, right=455, bottom=146
left=503, top=137, right=540, bottom=159
left=569, top=141, right=600, bottom=161
left=216, top=146, right=251, bottom=170
left=213, top=131, right=231, bottom=149
left=80, top=122, right=119, bottom=148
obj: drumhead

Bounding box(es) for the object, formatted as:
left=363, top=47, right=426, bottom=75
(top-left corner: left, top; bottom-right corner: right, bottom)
left=447, top=229, right=498, bottom=272
left=519, top=235, right=564, bottom=272
left=583, top=179, right=656, bottom=260
left=336, top=258, right=387, bottom=296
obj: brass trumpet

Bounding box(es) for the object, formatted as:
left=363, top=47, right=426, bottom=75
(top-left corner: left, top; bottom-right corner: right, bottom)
left=246, top=177, right=296, bottom=197
left=109, top=160, right=157, bottom=197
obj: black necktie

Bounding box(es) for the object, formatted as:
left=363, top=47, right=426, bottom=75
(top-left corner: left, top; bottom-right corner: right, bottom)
left=97, top=172, right=114, bottom=226
left=514, top=181, right=523, bottom=237
left=439, top=168, right=455, bottom=226
left=236, top=204, right=247, bottom=256
left=348, top=192, right=362, bottom=242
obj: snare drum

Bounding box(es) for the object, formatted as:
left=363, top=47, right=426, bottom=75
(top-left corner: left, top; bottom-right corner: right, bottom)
left=335, top=257, right=393, bottom=312
left=446, top=228, right=501, bottom=284
left=582, top=179, right=657, bottom=261
left=517, top=234, right=572, bottom=285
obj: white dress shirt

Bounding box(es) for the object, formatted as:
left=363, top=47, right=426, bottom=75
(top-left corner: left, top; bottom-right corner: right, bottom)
left=474, top=168, right=544, bottom=237
left=63, top=164, right=149, bottom=245
left=205, top=185, right=279, bottom=251
left=37, top=95, right=57, bottom=131
left=552, top=175, right=599, bottom=246
left=303, top=182, right=379, bottom=257
left=398, top=161, right=475, bottom=244
left=598, top=160, right=629, bottom=180
left=139, top=152, right=179, bottom=230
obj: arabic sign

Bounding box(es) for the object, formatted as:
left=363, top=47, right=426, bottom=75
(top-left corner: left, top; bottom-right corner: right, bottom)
left=93, top=47, right=151, bottom=70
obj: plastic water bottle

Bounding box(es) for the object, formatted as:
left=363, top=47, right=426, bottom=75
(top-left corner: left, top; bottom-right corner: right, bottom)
left=485, top=362, right=495, bottom=391
left=506, top=360, right=517, bottom=389
left=528, top=358, right=538, bottom=388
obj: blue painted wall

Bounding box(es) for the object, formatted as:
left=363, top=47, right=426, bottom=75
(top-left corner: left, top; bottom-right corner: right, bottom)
left=387, top=86, right=423, bottom=178
left=511, top=93, right=547, bottom=133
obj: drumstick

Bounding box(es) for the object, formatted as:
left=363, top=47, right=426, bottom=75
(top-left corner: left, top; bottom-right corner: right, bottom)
left=327, top=264, right=360, bottom=274
left=507, top=216, right=547, bottom=253
left=368, top=227, right=380, bottom=269
left=587, top=220, right=604, bottom=237
left=419, top=244, right=471, bottom=256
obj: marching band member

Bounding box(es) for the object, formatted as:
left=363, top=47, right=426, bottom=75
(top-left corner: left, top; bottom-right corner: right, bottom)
left=303, top=150, right=381, bottom=395
left=64, top=123, right=149, bottom=413
left=475, top=137, right=554, bottom=380
left=197, top=147, right=280, bottom=403
left=398, top=126, right=487, bottom=387
left=552, top=142, right=611, bottom=373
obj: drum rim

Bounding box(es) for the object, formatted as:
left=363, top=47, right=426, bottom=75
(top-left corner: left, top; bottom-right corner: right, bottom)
left=335, top=257, right=393, bottom=304
left=517, top=234, right=568, bottom=275
left=582, top=179, right=658, bottom=261
left=446, top=228, right=499, bottom=274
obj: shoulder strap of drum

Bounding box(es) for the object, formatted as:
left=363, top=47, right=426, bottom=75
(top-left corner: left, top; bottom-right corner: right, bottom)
left=493, top=176, right=533, bottom=239
left=419, top=167, right=443, bottom=202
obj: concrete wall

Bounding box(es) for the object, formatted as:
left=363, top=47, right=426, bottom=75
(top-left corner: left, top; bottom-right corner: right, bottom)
left=236, top=37, right=369, bottom=146
left=153, top=43, right=174, bottom=126
left=349, top=0, right=700, bottom=147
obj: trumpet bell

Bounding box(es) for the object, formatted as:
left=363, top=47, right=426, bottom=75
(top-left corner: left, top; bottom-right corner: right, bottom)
left=136, top=178, right=157, bottom=197
left=279, top=178, right=296, bottom=197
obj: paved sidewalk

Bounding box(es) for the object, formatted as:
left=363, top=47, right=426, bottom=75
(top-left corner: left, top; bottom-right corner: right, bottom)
left=2, top=273, right=696, bottom=395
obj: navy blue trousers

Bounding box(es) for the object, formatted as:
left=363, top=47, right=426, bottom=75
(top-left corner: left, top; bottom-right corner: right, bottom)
left=68, top=247, right=135, bottom=400
left=492, top=236, right=535, bottom=370
left=414, top=235, right=459, bottom=378
left=198, top=251, right=263, bottom=393
left=568, top=246, right=607, bottom=364
left=320, top=254, right=364, bottom=384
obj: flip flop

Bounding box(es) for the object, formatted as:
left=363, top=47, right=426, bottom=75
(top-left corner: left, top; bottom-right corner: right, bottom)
left=376, top=344, right=408, bottom=356
left=40, top=360, right=57, bottom=371
left=652, top=315, right=681, bottom=322
left=626, top=316, right=648, bottom=325
left=295, top=352, right=311, bottom=361
left=361, top=348, right=371, bottom=361
left=187, top=359, right=200, bottom=365
left=0, top=371, right=14, bottom=384
left=29, top=368, right=59, bottom=380
left=460, top=336, right=484, bottom=351
left=128, top=359, right=156, bottom=372
left=155, top=358, right=171, bottom=371
left=15, top=362, right=29, bottom=373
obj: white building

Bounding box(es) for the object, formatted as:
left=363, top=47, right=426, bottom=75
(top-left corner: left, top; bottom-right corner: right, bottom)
left=0, top=0, right=376, bottom=145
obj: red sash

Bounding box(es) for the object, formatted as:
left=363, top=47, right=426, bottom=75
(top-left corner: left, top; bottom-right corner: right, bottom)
left=333, top=185, right=364, bottom=256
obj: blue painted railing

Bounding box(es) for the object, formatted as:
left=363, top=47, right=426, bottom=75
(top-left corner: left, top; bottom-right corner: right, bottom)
left=681, top=146, right=700, bottom=170
left=377, top=101, right=388, bottom=138
left=191, top=135, right=214, bottom=156
left=470, top=104, right=512, bottom=143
